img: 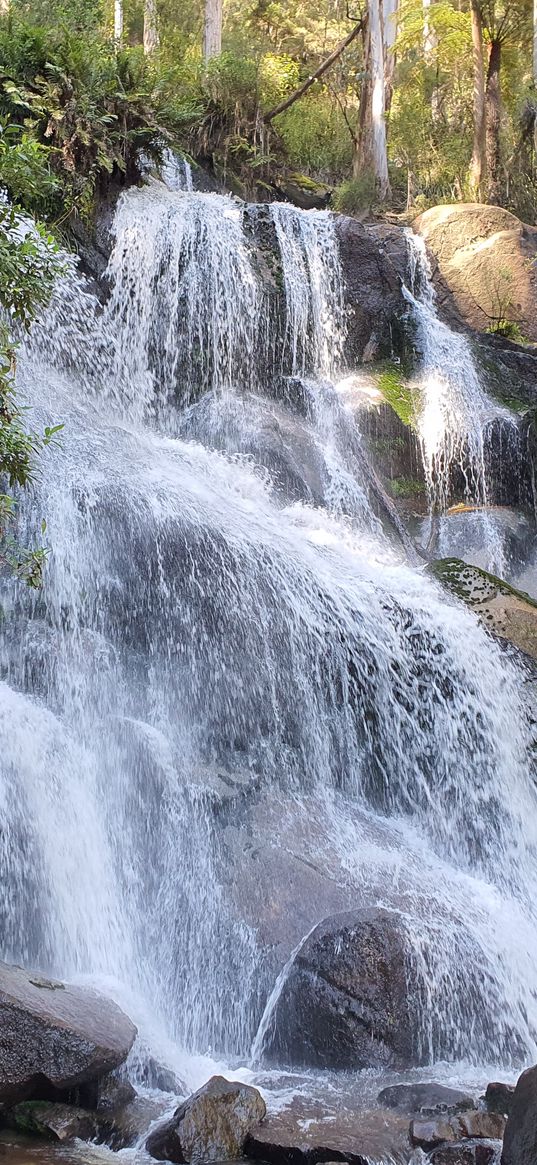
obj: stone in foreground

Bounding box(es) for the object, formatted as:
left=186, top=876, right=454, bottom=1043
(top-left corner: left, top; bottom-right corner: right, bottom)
left=259, top=908, right=416, bottom=1070
left=0, top=961, right=137, bottom=1105
left=145, top=1075, right=266, bottom=1163
left=501, top=1064, right=537, bottom=1164
left=246, top=1096, right=409, bottom=1165
left=378, top=1082, right=475, bottom=1115
left=9, top=1101, right=99, bottom=1141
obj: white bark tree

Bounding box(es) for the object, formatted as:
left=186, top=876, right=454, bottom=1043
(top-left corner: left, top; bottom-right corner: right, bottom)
left=203, top=0, right=223, bottom=63
left=469, top=0, right=486, bottom=196
left=354, top=0, right=390, bottom=200
left=114, top=0, right=123, bottom=43
left=383, top=0, right=398, bottom=109
left=534, top=0, right=537, bottom=83
left=143, top=0, right=159, bottom=54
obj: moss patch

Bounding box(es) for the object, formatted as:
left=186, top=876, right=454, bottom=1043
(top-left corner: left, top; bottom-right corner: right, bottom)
left=428, top=557, right=537, bottom=609
left=377, top=367, right=417, bottom=428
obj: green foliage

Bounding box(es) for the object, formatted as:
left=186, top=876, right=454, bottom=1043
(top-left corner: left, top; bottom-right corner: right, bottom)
left=389, top=475, right=425, bottom=498
left=0, top=18, right=168, bottom=220
left=0, top=200, right=63, bottom=586
left=332, top=174, right=377, bottom=214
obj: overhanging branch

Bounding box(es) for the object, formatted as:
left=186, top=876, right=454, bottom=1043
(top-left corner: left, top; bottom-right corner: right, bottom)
left=263, top=20, right=364, bottom=124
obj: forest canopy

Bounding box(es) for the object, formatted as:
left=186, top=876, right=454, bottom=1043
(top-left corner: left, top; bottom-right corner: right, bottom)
left=0, top=0, right=535, bottom=220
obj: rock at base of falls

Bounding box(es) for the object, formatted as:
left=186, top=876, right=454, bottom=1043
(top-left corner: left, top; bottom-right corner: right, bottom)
left=145, top=1075, right=266, bottom=1163
left=0, top=961, right=137, bottom=1105
left=484, top=1081, right=515, bottom=1116
left=429, top=1145, right=498, bottom=1165
left=245, top=1096, right=410, bottom=1165
left=6, top=1101, right=101, bottom=1142
left=500, top=1064, right=537, bottom=1165
left=377, top=1083, right=476, bottom=1116
left=411, top=1113, right=506, bottom=1149
left=258, top=908, right=416, bottom=1071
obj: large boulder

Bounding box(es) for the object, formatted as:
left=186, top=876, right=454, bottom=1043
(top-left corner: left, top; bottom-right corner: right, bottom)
left=0, top=962, right=137, bottom=1105
left=413, top=204, right=537, bottom=343
left=246, top=1094, right=409, bottom=1165
left=258, top=908, right=417, bottom=1070
left=501, top=1064, right=537, bottom=1164
left=145, top=1075, right=266, bottom=1163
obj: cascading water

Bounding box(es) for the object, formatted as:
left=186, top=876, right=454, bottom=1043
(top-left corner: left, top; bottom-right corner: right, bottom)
left=1, top=182, right=537, bottom=1115
left=404, top=231, right=519, bottom=574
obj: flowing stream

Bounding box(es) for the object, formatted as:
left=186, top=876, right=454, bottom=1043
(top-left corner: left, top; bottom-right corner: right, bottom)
left=1, top=182, right=537, bottom=1122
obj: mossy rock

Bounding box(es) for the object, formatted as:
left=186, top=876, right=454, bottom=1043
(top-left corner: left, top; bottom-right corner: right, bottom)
left=429, top=557, right=537, bottom=661
left=377, top=366, right=417, bottom=428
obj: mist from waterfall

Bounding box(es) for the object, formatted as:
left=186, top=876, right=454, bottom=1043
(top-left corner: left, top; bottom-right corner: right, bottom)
left=1, top=182, right=537, bottom=1092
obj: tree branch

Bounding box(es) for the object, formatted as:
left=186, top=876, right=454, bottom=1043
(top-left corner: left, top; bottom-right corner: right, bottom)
left=263, top=20, right=364, bottom=123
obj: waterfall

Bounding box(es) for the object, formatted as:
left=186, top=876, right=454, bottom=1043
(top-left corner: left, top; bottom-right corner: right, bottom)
left=405, top=231, right=517, bottom=573
left=1, top=183, right=537, bottom=1088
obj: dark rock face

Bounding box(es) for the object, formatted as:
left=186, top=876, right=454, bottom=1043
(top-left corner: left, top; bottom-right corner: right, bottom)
left=378, top=1083, right=475, bottom=1115
left=501, top=1064, right=537, bottom=1164
left=484, top=1081, right=514, bottom=1116
left=145, top=1075, right=266, bottom=1163
left=335, top=216, right=408, bottom=364
left=430, top=1145, right=497, bottom=1165
left=0, top=962, right=137, bottom=1105
left=259, top=908, right=417, bottom=1070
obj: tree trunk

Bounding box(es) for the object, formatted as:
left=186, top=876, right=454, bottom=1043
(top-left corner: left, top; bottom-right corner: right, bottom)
left=114, top=0, right=123, bottom=42
left=383, top=0, right=398, bottom=113
left=354, top=0, right=391, bottom=200
left=264, top=22, right=363, bottom=122
left=143, top=0, right=159, bottom=54
left=534, top=0, right=537, bottom=85
left=203, top=0, right=223, bottom=62
left=469, top=0, right=486, bottom=197
left=485, top=38, right=502, bottom=204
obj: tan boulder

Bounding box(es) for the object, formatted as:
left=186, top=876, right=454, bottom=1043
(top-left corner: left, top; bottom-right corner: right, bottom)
left=414, top=204, right=537, bottom=342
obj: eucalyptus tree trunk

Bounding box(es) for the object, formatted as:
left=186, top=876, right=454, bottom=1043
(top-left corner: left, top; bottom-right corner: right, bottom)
left=469, top=0, right=486, bottom=197
left=143, top=0, right=159, bottom=54
left=114, top=0, right=123, bottom=42
left=354, top=0, right=391, bottom=200
left=203, top=0, right=223, bottom=62
left=534, top=0, right=537, bottom=84
left=383, top=0, right=398, bottom=112
left=485, top=39, right=502, bottom=203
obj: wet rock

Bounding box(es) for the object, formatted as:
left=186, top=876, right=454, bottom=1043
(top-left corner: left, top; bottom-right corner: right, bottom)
left=378, top=1082, right=475, bottom=1115
left=428, top=558, right=537, bottom=662
left=335, top=216, right=408, bottom=364
left=456, top=1111, right=505, bottom=1139
left=246, top=1095, right=409, bottom=1165
left=136, top=1056, right=185, bottom=1095
left=97, top=1073, right=137, bottom=1111
left=0, top=961, right=137, bottom=1105
left=259, top=908, right=417, bottom=1070
left=412, top=1110, right=505, bottom=1152
left=484, top=1081, right=514, bottom=1115
left=145, top=1075, right=266, bottom=1163
left=106, top=1094, right=171, bottom=1151
left=410, top=1118, right=457, bottom=1149
left=501, top=1064, right=537, bottom=1164
left=9, top=1101, right=100, bottom=1141
left=430, top=1145, right=497, bottom=1165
